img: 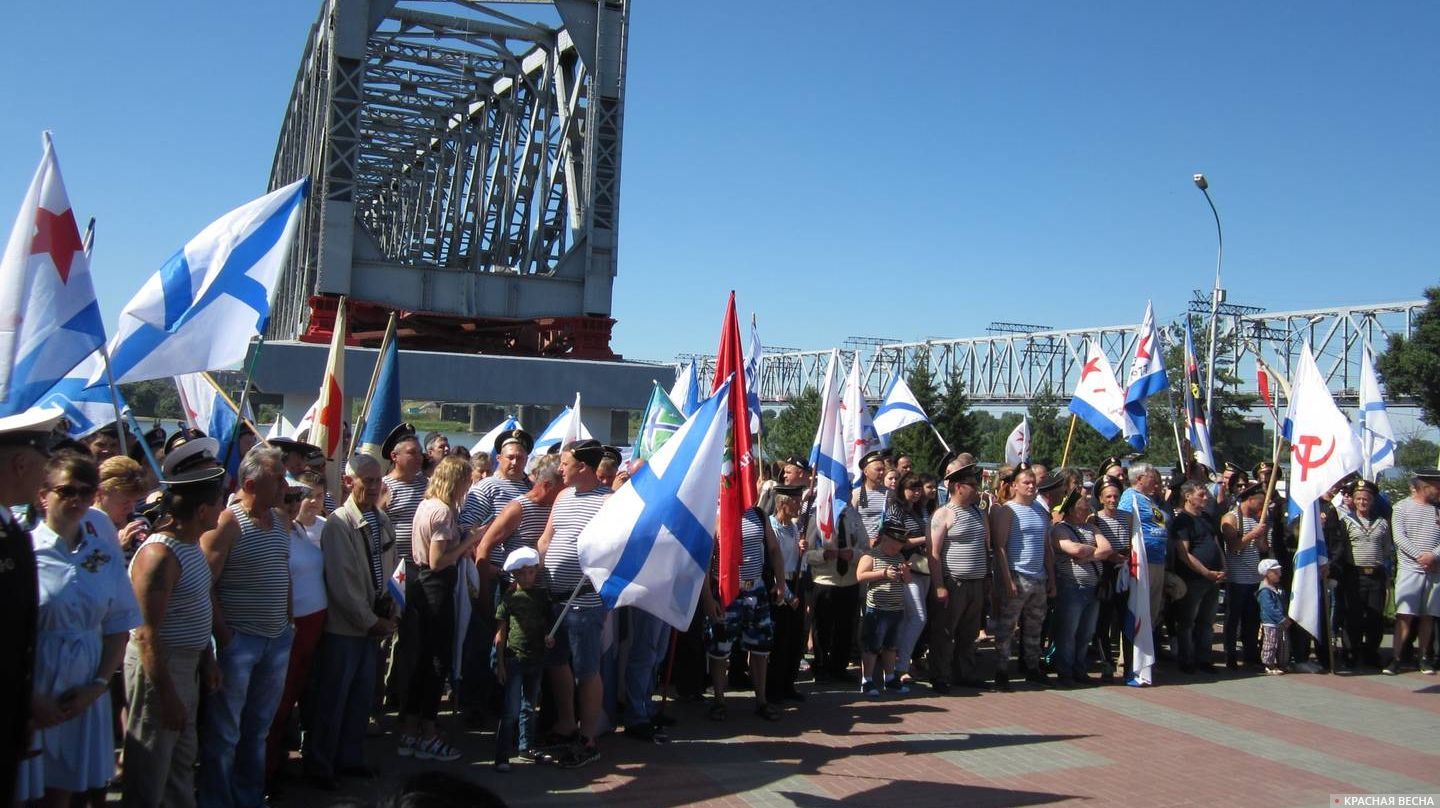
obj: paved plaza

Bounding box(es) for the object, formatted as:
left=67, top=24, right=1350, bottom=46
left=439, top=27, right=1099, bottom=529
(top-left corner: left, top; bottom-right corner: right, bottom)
left=271, top=659, right=1440, bottom=808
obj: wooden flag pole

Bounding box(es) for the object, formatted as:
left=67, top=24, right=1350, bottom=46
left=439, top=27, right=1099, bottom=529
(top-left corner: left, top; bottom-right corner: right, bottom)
left=1059, top=413, right=1078, bottom=468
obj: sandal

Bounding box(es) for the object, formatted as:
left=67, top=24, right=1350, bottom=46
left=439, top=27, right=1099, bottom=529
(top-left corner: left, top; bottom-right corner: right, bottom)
left=754, top=703, right=781, bottom=722
left=708, top=699, right=728, bottom=721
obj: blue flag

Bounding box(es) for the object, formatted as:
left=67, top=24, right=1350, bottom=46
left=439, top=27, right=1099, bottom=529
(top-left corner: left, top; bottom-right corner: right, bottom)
left=358, top=328, right=401, bottom=458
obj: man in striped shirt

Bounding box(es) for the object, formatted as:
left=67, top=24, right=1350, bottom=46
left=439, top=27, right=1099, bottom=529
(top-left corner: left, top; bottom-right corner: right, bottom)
left=1386, top=470, right=1440, bottom=675
left=456, top=428, right=534, bottom=723
left=537, top=440, right=612, bottom=769
left=382, top=424, right=426, bottom=711
left=928, top=454, right=990, bottom=692
left=199, top=446, right=294, bottom=808
left=853, top=449, right=890, bottom=547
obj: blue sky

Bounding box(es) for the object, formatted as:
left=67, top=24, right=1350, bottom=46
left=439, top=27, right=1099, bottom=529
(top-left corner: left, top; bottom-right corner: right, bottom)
left=3, top=1, right=1437, bottom=368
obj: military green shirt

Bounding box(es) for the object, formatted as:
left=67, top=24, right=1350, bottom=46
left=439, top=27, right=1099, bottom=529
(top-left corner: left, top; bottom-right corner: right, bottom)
left=496, top=586, right=551, bottom=662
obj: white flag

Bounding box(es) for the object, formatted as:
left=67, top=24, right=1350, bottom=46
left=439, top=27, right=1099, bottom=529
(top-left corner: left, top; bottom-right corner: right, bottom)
left=1357, top=347, right=1395, bottom=479
left=1283, top=344, right=1363, bottom=506
left=1288, top=500, right=1327, bottom=641
left=808, top=350, right=849, bottom=543
left=529, top=393, right=592, bottom=470
left=100, top=179, right=308, bottom=385
left=1120, top=509, right=1155, bottom=685
left=578, top=379, right=733, bottom=630
left=840, top=353, right=881, bottom=485
left=873, top=373, right=930, bottom=437
left=1004, top=416, right=1030, bottom=466
left=1068, top=340, right=1126, bottom=440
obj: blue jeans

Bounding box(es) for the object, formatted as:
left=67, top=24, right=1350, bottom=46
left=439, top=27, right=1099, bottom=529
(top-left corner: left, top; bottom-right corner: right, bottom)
left=1053, top=578, right=1099, bottom=679
left=623, top=608, right=670, bottom=726
left=546, top=602, right=607, bottom=680
left=200, top=627, right=293, bottom=808
left=303, top=633, right=379, bottom=779
left=495, top=657, right=542, bottom=762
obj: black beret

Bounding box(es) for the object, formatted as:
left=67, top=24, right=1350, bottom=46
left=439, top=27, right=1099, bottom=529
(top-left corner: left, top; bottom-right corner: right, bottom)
left=781, top=456, right=811, bottom=474
left=382, top=423, right=418, bottom=458
left=565, top=438, right=604, bottom=468
left=858, top=449, right=889, bottom=470
left=493, top=428, right=534, bottom=455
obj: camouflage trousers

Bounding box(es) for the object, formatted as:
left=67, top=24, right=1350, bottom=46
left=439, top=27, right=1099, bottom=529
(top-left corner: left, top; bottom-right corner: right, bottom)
left=995, top=572, right=1049, bottom=671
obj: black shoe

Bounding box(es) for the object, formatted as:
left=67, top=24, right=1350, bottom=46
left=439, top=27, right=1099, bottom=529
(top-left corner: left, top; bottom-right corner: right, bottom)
left=557, top=743, right=600, bottom=769
left=520, top=748, right=547, bottom=764
left=624, top=722, right=669, bottom=743
left=992, top=670, right=1014, bottom=693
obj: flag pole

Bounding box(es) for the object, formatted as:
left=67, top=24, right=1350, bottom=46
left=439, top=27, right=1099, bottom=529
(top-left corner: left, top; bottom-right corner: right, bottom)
left=927, top=422, right=952, bottom=454
left=123, top=410, right=164, bottom=482
left=81, top=219, right=130, bottom=458
left=222, top=335, right=267, bottom=470
left=348, top=311, right=397, bottom=458
left=546, top=579, right=589, bottom=641
left=202, top=371, right=269, bottom=447
left=1060, top=413, right=1078, bottom=468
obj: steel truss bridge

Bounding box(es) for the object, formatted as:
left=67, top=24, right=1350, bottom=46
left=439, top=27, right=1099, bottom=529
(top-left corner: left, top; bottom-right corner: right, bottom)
left=266, top=0, right=629, bottom=358
left=691, top=300, right=1427, bottom=410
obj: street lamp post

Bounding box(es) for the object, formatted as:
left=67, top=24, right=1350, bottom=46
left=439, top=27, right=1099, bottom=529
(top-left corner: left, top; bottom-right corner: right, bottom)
left=1193, top=173, right=1224, bottom=434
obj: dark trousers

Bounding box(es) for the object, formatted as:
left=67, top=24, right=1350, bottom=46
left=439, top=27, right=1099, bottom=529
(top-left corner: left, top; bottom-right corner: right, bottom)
left=1223, top=582, right=1261, bottom=665
left=812, top=583, right=859, bottom=679
left=459, top=573, right=500, bottom=716
left=767, top=581, right=807, bottom=700
left=405, top=566, right=456, bottom=722
left=929, top=577, right=986, bottom=684
left=1343, top=567, right=1388, bottom=666
left=304, top=634, right=378, bottom=778
left=1176, top=578, right=1220, bottom=668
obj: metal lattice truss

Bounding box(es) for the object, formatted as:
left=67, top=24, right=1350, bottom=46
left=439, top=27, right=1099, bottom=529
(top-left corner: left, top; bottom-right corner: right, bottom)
left=267, top=0, right=628, bottom=354
left=708, top=300, right=1425, bottom=408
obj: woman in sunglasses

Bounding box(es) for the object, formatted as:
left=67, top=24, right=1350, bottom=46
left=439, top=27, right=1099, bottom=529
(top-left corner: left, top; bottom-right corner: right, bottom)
left=17, top=453, right=141, bottom=807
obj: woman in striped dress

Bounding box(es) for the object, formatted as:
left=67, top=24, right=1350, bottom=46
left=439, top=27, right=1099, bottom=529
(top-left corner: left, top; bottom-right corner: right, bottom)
left=123, top=467, right=226, bottom=808
left=1219, top=482, right=1269, bottom=669
left=887, top=473, right=932, bottom=686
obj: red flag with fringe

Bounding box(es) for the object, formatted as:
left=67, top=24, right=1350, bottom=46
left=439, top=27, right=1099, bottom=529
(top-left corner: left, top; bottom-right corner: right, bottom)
left=712, top=292, right=755, bottom=606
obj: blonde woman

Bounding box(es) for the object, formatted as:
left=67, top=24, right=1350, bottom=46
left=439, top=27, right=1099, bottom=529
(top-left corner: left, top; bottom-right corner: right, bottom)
left=91, top=456, right=151, bottom=561
left=398, top=456, right=476, bottom=762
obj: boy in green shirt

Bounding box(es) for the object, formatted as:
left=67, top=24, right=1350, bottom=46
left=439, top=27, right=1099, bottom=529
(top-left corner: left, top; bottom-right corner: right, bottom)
left=494, top=547, right=552, bottom=771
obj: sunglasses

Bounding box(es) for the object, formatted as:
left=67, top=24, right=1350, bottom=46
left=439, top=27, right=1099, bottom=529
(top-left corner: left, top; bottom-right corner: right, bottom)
left=51, top=484, right=97, bottom=501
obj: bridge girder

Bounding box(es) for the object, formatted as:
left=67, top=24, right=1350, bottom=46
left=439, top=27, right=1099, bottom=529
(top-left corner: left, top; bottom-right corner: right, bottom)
left=715, top=300, right=1426, bottom=410
left=267, top=0, right=628, bottom=359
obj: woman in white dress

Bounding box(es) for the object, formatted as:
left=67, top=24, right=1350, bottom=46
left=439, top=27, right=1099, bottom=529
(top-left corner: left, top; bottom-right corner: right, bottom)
left=19, top=453, right=141, bottom=807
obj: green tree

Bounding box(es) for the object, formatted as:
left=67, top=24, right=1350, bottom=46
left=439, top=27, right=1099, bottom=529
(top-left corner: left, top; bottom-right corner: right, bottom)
left=1396, top=437, right=1439, bottom=471
left=1026, top=387, right=1065, bottom=466
left=889, top=362, right=945, bottom=476
left=764, top=387, right=820, bottom=467
left=121, top=379, right=183, bottom=420
left=1379, top=286, right=1440, bottom=428
left=933, top=370, right=978, bottom=460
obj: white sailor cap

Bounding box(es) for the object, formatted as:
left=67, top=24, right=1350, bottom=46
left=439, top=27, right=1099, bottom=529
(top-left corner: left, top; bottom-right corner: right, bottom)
left=0, top=407, right=66, bottom=452
left=502, top=546, right=540, bottom=573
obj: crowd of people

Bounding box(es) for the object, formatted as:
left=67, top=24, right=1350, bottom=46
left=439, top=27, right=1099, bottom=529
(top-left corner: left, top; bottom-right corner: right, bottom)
left=2, top=406, right=1439, bottom=807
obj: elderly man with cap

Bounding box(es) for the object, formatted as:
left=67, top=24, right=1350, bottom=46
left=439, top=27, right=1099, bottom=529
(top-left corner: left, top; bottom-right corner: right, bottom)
left=1385, top=469, right=1440, bottom=675
left=1219, top=481, right=1269, bottom=668
left=536, top=439, right=612, bottom=769
left=1340, top=479, right=1392, bottom=669
left=198, top=445, right=293, bottom=808
left=852, top=449, right=890, bottom=546
left=456, top=427, right=534, bottom=723
left=123, top=465, right=227, bottom=808
left=0, top=408, right=63, bottom=801
left=304, top=453, right=398, bottom=790
left=928, top=454, right=991, bottom=692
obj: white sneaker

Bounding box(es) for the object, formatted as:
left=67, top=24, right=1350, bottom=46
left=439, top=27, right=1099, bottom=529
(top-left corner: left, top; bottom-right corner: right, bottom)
left=413, top=735, right=462, bottom=762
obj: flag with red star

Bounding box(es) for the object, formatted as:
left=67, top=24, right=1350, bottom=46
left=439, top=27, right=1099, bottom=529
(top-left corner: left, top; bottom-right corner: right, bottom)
left=0, top=133, right=106, bottom=415
left=1068, top=338, right=1126, bottom=440
left=1121, top=300, right=1169, bottom=451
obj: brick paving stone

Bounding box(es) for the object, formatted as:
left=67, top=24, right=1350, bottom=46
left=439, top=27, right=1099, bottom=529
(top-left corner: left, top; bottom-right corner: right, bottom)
left=234, top=662, right=1440, bottom=807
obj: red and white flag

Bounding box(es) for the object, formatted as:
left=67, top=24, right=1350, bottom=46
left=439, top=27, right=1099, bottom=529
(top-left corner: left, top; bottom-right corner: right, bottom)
left=312, top=300, right=348, bottom=492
